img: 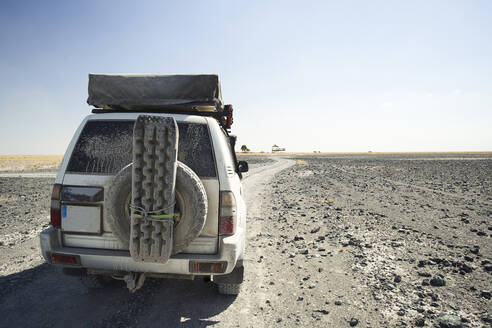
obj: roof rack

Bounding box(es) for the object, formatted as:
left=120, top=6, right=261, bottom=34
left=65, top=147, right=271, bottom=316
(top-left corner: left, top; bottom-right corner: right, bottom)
left=92, top=104, right=234, bottom=132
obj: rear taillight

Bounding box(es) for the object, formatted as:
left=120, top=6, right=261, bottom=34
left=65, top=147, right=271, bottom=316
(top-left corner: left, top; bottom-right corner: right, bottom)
left=219, top=191, right=236, bottom=235
left=50, top=184, right=62, bottom=227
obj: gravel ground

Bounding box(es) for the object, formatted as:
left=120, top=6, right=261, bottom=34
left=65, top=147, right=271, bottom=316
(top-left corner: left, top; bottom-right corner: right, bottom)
left=0, top=177, right=51, bottom=277
left=237, top=155, right=275, bottom=165
left=260, top=154, right=491, bottom=327
left=0, top=154, right=490, bottom=327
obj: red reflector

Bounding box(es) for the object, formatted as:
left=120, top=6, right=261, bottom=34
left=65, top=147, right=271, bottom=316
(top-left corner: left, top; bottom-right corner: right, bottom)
left=51, top=253, right=80, bottom=265
left=190, top=261, right=226, bottom=273
left=50, top=208, right=61, bottom=227
left=219, top=216, right=236, bottom=235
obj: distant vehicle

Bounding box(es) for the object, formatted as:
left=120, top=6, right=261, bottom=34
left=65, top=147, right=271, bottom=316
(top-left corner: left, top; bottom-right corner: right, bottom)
left=39, top=74, right=248, bottom=295
left=272, top=144, right=286, bottom=152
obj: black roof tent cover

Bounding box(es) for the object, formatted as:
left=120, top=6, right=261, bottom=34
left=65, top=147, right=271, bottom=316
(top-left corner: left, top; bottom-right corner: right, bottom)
left=87, top=74, right=223, bottom=111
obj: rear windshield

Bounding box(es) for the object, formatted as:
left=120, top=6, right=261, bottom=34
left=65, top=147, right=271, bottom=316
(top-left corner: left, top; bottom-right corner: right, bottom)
left=66, top=120, right=217, bottom=177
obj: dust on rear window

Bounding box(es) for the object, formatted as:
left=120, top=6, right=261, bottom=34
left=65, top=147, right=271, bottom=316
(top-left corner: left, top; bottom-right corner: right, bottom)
left=66, top=120, right=217, bottom=177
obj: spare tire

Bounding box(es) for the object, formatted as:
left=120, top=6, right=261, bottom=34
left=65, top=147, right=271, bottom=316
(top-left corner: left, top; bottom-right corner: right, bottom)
left=105, top=161, right=208, bottom=254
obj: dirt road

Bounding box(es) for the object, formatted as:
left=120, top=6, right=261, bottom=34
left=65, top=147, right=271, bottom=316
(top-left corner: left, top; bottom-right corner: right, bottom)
left=0, top=155, right=490, bottom=328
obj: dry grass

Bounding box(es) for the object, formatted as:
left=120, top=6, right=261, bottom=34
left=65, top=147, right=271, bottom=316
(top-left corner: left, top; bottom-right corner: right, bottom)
left=296, top=160, right=308, bottom=165
left=0, top=155, right=63, bottom=171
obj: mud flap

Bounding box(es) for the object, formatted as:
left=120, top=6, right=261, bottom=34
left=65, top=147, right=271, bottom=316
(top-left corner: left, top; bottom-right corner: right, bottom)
left=130, top=115, right=178, bottom=263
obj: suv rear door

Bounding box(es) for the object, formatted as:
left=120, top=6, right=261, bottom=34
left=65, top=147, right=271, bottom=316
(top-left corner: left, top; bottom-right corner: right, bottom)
left=60, top=114, right=220, bottom=254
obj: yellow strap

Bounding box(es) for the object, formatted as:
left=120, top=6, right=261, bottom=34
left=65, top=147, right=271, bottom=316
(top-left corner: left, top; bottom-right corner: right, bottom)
left=132, top=213, right=178, bottom=219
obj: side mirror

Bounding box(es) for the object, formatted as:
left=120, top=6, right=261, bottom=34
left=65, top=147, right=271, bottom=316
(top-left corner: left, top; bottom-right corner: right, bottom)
left=238, top=161, right=249, bottom=173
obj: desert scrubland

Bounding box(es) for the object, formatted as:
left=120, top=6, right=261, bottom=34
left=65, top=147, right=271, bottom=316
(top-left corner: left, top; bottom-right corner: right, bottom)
left=0, top=153, right=490, bottom=327
left=0, top=155, right=62, bottom=172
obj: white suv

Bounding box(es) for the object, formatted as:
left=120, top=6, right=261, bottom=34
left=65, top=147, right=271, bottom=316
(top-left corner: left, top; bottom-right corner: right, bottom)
left=40, top=109, right=248, bottom=294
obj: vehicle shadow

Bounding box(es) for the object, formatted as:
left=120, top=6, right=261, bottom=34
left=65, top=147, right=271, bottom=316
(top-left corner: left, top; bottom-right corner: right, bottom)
left=0, top=264, right=236, bottom=328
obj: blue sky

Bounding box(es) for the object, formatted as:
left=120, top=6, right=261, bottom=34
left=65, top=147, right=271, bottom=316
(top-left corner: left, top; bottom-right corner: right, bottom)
left=0, top=0, right=491, bottom=153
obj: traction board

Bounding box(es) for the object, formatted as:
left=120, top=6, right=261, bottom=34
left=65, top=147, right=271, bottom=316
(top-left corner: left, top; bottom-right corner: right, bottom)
left=130, top=115, right=178, bottom=263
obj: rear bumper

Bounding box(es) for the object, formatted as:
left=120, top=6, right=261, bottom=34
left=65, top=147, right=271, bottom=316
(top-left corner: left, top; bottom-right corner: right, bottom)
left=40, top=227, right=243, bottom=275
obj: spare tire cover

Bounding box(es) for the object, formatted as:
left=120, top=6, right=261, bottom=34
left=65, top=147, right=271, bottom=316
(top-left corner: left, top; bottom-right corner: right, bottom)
left=105, top=161, right=208, bottom=254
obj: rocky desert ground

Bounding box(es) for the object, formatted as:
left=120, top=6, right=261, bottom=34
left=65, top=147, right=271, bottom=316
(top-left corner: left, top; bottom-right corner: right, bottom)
left=0, top=153, right=490, bottom=327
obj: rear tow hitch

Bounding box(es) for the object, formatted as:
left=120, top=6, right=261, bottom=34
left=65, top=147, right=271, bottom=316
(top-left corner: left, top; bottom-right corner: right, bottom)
left=123, top=272, right=146, bottom=293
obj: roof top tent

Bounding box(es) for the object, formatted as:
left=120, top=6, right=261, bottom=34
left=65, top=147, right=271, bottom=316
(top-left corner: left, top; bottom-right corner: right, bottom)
left=87, top=74, right=233, bottom=130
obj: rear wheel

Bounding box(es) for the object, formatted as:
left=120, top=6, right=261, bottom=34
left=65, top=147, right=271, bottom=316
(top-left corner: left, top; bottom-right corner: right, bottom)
left=214, top=266, right=244, bottom=295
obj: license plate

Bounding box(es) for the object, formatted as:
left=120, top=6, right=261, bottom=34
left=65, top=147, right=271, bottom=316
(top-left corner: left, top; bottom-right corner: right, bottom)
left=61, top=205, right=101, bottom=234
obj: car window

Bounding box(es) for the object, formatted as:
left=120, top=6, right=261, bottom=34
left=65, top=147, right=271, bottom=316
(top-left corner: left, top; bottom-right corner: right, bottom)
left=66, top=120, right=217, bottom=177
left=222, top=130, right=236, bottom=166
